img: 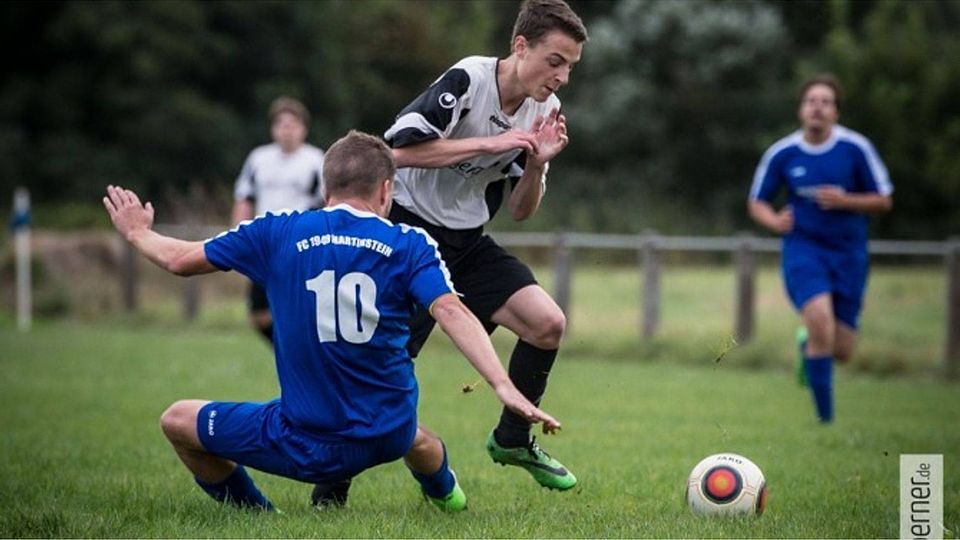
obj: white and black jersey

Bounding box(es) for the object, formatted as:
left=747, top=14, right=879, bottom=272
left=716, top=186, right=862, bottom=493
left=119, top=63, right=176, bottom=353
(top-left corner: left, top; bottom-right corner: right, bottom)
left=384, top=56, right=559, bottom=231
left=234, top=143, right=325, bottom=215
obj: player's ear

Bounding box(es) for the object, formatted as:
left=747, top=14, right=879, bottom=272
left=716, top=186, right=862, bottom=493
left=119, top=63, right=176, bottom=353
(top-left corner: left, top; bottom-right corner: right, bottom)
left=379, top=178, right=393, bottom=216
left=380, top=178, right=393, bottom=203
left=513, top=35, right=528, bottom=58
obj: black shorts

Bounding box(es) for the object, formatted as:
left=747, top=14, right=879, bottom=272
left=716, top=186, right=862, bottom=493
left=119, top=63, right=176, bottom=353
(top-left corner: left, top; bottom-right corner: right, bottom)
left=248, top=282, right=270, bottom=313
left=389, top=204, right=537, bottom=357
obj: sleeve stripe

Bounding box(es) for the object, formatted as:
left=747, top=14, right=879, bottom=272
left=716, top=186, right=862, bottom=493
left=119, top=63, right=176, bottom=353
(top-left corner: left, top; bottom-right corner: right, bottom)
left=384, top=113, right=443, bottom=146
left=397, top=223, right=457, bottom=295
left=837, top=126, right=893, bottom=195
left=749, top=132, right=800, bottom=200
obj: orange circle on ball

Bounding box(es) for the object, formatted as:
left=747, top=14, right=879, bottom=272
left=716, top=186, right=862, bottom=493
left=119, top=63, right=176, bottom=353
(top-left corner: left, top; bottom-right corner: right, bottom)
left=706, top=469, right=737, bottom=498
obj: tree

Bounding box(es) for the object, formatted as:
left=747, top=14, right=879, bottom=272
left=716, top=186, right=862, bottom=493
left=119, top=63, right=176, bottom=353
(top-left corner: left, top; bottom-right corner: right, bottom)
left=816, top=0, right=960, bottom=238
left=0, top=0, right=496, bottom=222
left=549, top=0, right=792, bottom=233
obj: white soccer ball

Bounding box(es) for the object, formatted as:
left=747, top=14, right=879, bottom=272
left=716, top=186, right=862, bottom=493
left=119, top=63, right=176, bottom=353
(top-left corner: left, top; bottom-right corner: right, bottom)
left=686, top=453, right=768, bottom=516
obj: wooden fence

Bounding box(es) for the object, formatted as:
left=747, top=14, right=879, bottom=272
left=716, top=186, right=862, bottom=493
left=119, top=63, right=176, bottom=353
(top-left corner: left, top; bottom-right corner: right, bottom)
left=126, top=226, right=959, bottom=379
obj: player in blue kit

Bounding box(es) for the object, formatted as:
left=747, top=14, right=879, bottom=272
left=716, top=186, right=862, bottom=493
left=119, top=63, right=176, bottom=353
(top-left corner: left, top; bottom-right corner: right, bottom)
left=748, top=74, right=893, bottom=423
left=102, top=130, right=560, bottom=512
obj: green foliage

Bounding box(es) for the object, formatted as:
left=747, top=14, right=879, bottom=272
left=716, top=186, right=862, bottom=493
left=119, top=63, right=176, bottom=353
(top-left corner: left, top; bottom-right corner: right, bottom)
left=2, top=0, right=958, bottom=239
left=0, top=0, right=495, bottom=207
left=553, top=0, right=793, bottom=234
left=815, top=0, right=960, bottom=238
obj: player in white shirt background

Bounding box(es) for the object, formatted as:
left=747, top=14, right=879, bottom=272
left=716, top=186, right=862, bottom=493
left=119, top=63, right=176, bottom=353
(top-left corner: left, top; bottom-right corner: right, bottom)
left=231, top=97, right=325, bottom=345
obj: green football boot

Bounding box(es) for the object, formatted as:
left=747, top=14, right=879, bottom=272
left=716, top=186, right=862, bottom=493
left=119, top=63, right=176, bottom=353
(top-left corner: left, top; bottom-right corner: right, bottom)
left=795, top=326, right=809, bottom=387
left=424, top=471, right=467, bottom=513
left=485, top=432, right=577, bottom=491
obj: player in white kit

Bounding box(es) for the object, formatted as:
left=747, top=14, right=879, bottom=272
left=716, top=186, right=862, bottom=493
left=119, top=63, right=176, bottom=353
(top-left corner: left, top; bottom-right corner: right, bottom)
left=231, top=97, right=325, bottom=345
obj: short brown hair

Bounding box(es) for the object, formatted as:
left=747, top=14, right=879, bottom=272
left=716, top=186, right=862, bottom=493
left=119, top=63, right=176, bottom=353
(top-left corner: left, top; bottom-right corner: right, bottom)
left=322, top=130, right=396, bottom=199
left=799, top=74, right=843, bottom=110
left=268, top=96, right=310, bottom=125
left=512, top=0, right=588, bottom=46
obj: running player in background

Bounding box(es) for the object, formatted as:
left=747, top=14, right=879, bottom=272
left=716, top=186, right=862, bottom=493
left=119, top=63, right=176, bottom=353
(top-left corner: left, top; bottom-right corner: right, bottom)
left=748, top=74, right=893, bottom=423
left=103, top=130, right=559, bottom=513
left=231, top=96, right=325, bottom=345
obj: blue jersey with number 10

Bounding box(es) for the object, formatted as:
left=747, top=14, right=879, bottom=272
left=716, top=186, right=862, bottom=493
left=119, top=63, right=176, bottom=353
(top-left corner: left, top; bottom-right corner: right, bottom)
left=204, top=204, right=455, bottom=440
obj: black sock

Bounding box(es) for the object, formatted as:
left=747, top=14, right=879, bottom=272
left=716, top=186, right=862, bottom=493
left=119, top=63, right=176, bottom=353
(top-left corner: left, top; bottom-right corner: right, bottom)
left=494, top=340, right=557, bottom=448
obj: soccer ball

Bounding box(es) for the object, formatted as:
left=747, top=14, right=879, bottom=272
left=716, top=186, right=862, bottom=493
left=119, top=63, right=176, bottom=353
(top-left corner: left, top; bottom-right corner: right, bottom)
left=686, top=453, right=767, bottom=516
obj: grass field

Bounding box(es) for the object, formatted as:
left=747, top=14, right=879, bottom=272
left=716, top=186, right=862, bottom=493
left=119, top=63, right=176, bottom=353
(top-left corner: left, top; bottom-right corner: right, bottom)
left=0, top=265, right=956, bottom=538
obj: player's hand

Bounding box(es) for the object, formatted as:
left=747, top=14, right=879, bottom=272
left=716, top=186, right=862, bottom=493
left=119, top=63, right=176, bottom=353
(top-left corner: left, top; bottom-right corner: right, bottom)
left=486, top=129, right=540, bottom=155
left=527, top=108, right=568, bottom=166
left=103, top=185, right=155, bottom=240
left=493, top=384, right=562, bottom=434
left=815, top=185, right=847, bottom=210
left=772, top=205, right=793, bottom=235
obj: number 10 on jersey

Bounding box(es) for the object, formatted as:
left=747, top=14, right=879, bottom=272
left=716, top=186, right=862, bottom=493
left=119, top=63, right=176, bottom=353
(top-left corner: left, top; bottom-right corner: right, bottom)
left=305, top=271, right=380, bottom=344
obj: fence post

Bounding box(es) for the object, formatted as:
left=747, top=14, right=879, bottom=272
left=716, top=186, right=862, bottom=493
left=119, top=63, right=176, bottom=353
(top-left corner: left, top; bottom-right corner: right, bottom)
left=184, top=278, right=200, bottom=322
left=640, top=230, right=661, bottom=340
left=13, top=188, right=31, bottom=331
left=946, top=238, right=960, bottom=381
left=123, top=238, right=139, bottom=313
left=734, top=232, right=756, bottom=344
left=553, top=232, right=572, bottom=322
left=181, top=224, right=203, bottom=322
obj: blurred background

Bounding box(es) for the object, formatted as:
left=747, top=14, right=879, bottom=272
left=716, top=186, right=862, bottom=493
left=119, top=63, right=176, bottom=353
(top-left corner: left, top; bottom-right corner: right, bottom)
left=1, top=0, right=958, bottom=363
left=3, top=0, right=958, bottom=235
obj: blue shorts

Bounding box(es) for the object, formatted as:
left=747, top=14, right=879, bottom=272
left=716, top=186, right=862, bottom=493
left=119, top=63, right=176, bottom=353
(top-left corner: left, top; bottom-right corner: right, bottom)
left=197, top=400, right=417, bottom=484
left=782, top=235, right=869, bottom=329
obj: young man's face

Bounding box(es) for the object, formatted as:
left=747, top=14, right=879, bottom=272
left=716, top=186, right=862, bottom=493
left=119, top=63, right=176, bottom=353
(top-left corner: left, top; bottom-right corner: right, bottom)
left=516, top=30, right=583, bottom=102
left=798, top=84, right=839, bottom=133
left=271, top=111, right=308, bottom=152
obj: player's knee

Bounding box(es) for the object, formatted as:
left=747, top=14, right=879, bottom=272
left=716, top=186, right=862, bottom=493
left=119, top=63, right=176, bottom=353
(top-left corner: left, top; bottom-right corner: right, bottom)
left=834, top=342, right=855, bottom=363
left=530, top=310, right=566, bottom=349
left=159, top=401, right=196, bottom=445
left=410, top=427, right=439, bottom=453
left=805, top=319, right=835, bottom=353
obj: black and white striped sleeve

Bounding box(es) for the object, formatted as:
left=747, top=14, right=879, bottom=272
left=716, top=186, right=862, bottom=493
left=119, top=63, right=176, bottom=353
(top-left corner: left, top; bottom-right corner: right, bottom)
left=384, top=68, right=472, bottom=149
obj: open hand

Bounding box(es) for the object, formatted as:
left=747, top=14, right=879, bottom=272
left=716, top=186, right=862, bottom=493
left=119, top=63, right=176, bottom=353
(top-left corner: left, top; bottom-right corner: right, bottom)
left=815, top=185, right=847, bottom=210
left=486, top=129, right=541, bottom=155
left=772, top=205, right=794, bottom=235
left=102, top=185, right=155, bottom=239
left=527, top=108, right=568, bottom=166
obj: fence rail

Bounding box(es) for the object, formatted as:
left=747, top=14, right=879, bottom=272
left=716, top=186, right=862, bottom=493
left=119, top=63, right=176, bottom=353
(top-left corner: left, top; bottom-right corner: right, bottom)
left=127, top=226, right=958, bottom=379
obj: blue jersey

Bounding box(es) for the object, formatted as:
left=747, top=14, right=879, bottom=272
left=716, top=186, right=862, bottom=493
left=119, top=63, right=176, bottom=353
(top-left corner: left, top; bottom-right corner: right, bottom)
left=204, top=204, right=455, bottom=440
left=749, top=125, right=893, bottom=250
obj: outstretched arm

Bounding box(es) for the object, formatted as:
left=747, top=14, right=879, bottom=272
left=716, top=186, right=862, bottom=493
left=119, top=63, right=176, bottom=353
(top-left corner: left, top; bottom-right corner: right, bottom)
left=102, top=185, right=217, bottom=276
left=429, top=293, right=561, bottom=433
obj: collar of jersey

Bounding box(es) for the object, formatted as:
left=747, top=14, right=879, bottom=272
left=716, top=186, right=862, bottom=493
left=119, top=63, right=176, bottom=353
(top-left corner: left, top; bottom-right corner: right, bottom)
left=323, top=203, right=391, bottom=224
left=796, top=125, right=843, bottom=155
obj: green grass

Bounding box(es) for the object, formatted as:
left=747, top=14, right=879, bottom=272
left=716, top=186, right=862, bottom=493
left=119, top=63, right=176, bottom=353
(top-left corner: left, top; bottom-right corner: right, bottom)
left=0, top=264, right=955, bottom=537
